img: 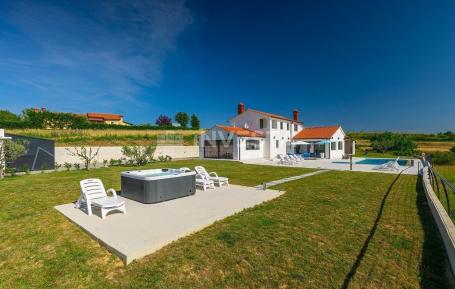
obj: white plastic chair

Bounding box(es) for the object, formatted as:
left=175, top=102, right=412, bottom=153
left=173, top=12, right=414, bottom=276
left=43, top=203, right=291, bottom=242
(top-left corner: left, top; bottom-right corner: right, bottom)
left=288, top=154, right=301, bottom=163
left=195, top=166, right=229, bottom=187
left=277, top=154, right=296, bottom=165
left=76, top=179, right=126, bottom=219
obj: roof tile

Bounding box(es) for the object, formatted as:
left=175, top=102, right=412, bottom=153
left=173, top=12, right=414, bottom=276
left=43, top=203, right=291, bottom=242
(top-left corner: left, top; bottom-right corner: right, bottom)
left=293, top=125, right=341, bottom=139
left=216, top=125, right=265, bottom=137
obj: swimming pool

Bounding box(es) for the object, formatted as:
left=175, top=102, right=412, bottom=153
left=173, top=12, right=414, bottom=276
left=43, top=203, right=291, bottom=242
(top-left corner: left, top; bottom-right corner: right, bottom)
left=332, top=158, right=409, bottom=166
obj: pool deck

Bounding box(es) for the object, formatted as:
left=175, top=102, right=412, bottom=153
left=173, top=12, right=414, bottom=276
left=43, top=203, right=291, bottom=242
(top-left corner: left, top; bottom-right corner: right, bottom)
left=55, top=184, right=283, bottom=265
left=243, top=157, right=420, bottom=175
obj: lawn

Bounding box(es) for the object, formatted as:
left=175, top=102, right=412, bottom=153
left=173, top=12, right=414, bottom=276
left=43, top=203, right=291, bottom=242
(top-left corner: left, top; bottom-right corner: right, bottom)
left=0, top=160, right=452, bottom=288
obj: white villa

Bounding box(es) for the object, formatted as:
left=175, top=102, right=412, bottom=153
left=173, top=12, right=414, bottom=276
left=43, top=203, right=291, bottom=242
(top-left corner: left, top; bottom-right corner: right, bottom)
left=199, top=103, right=354, bottom=161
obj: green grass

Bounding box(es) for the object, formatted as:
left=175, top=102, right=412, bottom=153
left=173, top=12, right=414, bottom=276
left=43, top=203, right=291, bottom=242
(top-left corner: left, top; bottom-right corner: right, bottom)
left=0, top=160, right=452, bottom=288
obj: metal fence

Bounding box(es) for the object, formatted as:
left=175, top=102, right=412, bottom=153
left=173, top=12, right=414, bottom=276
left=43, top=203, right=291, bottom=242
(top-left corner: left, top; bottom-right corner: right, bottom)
left=5, top=133, right=55, bottom=171
left=421, top=158, right=455, bottom=218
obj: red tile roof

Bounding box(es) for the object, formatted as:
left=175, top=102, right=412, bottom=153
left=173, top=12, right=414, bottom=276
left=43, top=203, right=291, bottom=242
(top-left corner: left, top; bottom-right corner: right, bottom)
left=216, top=125, right=265, bottom=137
left=293, top=125, right=341, bottom=139
left=86, top=113, right=123, bottom=121
left=246, top=109, right=302, bottom=123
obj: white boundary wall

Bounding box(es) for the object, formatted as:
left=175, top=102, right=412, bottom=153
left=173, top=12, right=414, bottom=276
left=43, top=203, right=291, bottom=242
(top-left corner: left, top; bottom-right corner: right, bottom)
left=422, top=166, right=455, bottom=275
left=56, top=146, right=199, bottom=164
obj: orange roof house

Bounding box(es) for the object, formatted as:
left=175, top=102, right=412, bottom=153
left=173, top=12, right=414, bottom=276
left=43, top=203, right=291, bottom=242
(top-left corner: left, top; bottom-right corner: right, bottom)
left=293, top=125, right=341, bottom=140
left=86, top=113, right=129, bottom=126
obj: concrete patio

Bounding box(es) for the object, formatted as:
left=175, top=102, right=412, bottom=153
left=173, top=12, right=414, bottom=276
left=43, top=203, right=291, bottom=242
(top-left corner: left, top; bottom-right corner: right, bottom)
left=55, top=184, right=283, bottom=265
left=243, top=157, right=420, bottom=175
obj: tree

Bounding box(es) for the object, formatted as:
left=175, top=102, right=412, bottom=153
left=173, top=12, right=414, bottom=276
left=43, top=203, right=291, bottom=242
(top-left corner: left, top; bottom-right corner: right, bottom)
left=175, top=112, right=189, bottom=128
left=155, top=115, right=172, bottom=127
left=0, top=110, right=20, bottom=122
left=190, top=114, right=200, bottom=129
left=66, top=146, right=100, bottom=170
left=370, top=132, right=416, bottom=156
left=0, top=139, right=28, bottom=179
left=121, top=144, right=156, bottom=166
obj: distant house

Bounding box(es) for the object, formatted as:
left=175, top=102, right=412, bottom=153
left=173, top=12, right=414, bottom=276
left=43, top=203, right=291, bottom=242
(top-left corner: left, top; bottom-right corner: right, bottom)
left=200, top=102, right=354, bottom=160
left=86, top=113, right=130, bottom=126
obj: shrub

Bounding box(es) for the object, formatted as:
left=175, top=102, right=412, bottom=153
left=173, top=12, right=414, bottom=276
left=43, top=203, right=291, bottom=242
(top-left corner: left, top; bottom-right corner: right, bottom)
left=109, top=158, right=118, bottom=167
left=0, top=139, right=28, bottom=179
left=64, top=162, right=72, bottom=171
left=103, top=159, right=108, bottom=167
left=429, top=152, right=455, bottom=165
left=66, top=146, right=100, bottom=170
left=157, top=155, right=172, bottom=162
left=54, top=162, right=62, bottom=170
left=121, top=144, right=156, bottom=166
left=451, top=146, right=455, bottom=153
left=74, top=163, right=81, bottom=170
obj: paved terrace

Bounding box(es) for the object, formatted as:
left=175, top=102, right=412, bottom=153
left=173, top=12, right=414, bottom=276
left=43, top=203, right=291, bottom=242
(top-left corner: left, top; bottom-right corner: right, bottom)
left=55, top=184, right=283, bottom=264
left=243, top=157, right=420, bottom=175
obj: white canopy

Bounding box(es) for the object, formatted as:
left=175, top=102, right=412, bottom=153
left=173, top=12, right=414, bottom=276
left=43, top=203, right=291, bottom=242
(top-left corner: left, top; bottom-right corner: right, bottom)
left=291, top=141, right=310, bottom=145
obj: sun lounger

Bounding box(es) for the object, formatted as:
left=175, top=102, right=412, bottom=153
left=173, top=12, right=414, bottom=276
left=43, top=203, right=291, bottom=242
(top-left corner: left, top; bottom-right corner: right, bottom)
left=76, top=179, right=126, bottom=219
left=195, top=166, right=229, bottom=187
left=277, top=154, right=295, bottom=165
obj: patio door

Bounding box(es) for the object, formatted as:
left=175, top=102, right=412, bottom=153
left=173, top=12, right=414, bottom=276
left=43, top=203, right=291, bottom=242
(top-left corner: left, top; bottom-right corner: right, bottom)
left=204, top=140, right=233, bottom=159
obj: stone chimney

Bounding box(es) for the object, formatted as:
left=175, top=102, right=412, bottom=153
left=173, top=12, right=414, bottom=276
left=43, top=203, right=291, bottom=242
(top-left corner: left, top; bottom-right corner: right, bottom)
left=237, top=102, right=245, bottom=115
left=293, top=109, right=299, bottom=122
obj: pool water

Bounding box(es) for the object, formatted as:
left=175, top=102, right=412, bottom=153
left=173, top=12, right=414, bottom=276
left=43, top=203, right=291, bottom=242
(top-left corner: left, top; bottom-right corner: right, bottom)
left=355, top=158, right=408, bottom=166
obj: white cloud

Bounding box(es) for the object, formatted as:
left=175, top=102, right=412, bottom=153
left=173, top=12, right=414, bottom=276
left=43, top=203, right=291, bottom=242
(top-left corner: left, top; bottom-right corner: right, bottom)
left=0, top=0, right=192, bottom=112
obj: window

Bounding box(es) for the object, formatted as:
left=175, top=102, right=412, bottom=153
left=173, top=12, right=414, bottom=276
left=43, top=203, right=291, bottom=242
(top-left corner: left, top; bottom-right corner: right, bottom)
left=259, top=119, right=264, bottom=129
left=280, top=122, right=283, bottom=130
left=287, top=123, right=290, bottom=130
left=246, top=139, right=260, bottom=150
left=338, top=141, right=343, bottom=150
left=276, top=140, right=279, bottom=148
left=331, top=142, right=336, bottom=150
left=272, top=120, right=277, bottom=129
left=294, top=124, right=298, bottom=131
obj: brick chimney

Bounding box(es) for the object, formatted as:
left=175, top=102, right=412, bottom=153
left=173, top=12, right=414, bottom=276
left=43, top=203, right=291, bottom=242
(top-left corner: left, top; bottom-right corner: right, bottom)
left=293, top=109, right=299, bottom=122
left=237, top=102, right=245, bottom=115
left=33, top=107, right=39, bottom=113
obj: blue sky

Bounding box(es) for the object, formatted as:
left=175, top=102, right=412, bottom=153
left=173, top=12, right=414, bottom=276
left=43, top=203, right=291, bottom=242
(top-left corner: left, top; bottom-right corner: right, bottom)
left=0, top=0, right=454, bottom=132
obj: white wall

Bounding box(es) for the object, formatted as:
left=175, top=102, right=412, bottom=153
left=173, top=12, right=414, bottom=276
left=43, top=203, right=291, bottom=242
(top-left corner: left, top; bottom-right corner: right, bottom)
left=329, top=128, right=346, bottom=159
left=56, top=146, right=199, bottom=164
left=238, top=137, right=265, bottom=160
left=268, top=119, right=292, bottom=159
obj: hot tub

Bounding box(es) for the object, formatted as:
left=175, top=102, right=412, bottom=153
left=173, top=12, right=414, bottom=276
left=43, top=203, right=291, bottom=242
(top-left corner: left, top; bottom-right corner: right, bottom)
left=121, top=168, right=196, bottom=204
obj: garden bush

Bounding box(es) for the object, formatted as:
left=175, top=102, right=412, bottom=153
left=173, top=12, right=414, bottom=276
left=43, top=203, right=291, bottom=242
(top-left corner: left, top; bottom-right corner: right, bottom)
left=429, top=151, right=455, bottom=165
